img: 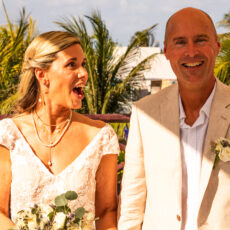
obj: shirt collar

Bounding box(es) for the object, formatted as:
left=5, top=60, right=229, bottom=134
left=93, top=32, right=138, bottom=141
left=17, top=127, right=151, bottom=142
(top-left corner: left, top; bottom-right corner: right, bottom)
left=179, top=83, right=216, bottom=126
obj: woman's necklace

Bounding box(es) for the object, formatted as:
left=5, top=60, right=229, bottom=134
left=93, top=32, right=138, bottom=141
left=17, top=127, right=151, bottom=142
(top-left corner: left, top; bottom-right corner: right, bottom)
left=32, top=110, right=72, bottom=167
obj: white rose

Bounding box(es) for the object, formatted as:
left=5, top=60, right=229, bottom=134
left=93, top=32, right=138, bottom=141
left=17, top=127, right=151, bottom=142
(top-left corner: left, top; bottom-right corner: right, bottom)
left=40, top=204, right=53, bottom=215
left=215, top=142, right=223, bottom=152
left=27, top=213, right=38, bottom=229
left=69, top=225, right=80, bottom=230
left=219, top=146, right=230, bottom=162
left=85, top=212, right=94, bottom=221
left=53, top=212, right=66, bottom=230
left=39, top=204, right=54, bottom=223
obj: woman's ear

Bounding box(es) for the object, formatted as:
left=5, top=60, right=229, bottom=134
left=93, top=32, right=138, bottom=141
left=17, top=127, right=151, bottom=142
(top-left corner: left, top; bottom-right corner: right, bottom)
left=35, top=68, right=49, bottom=88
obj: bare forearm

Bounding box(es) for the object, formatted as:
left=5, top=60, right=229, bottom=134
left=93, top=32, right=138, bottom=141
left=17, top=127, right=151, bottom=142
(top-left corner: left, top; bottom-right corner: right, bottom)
left=0, top=212, right=15, bottom=230
left=96, top=210, right=117, bottom=230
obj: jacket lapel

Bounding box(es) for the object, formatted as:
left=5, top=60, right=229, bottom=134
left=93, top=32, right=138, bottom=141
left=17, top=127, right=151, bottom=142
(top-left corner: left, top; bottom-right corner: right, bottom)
left=198, top=80, right=230, bottom=207
left=159, top=84, right=182, bottom=214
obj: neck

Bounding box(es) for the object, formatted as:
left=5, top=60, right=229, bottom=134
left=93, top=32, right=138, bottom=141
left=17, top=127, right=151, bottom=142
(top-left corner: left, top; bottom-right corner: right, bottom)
left=179, top=80, right=215, bottom=126
left=35, top=104, right=72, bottom=133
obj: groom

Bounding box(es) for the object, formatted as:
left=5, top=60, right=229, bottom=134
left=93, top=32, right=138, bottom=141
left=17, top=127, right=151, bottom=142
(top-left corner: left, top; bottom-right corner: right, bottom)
left=118, top=7, right=230, bottom=230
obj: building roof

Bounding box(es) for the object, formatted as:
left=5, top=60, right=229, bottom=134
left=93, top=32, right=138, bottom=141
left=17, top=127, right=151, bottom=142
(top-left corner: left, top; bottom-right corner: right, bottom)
left=114, top=46, right=176, bottom=80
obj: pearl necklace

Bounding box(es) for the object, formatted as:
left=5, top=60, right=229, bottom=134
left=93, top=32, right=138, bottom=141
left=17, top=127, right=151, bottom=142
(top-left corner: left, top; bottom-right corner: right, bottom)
left=32, top=111, right=72, bottom=167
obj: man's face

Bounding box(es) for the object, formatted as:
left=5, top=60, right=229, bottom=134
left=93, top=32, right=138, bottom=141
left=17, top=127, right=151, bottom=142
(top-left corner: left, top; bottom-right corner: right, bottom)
left=164, top=8, right=220, bottom=90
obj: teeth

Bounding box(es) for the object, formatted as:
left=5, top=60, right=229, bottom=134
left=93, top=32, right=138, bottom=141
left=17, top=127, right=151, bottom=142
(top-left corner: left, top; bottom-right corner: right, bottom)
left=183, top=62, right=202, bottom=67
left=74, top=85, right=84, bottom=89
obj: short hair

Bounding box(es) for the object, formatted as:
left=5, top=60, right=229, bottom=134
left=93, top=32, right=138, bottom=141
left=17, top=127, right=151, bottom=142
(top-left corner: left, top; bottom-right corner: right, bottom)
left=16, top=31, right=81, bottom=113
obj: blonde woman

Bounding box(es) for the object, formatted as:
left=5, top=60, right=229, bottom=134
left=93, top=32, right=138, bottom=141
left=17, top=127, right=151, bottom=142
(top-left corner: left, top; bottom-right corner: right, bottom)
left=0, top=31, right=119, bottom=230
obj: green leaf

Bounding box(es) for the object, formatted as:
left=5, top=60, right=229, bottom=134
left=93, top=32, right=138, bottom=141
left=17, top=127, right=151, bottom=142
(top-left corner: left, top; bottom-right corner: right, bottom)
left=55, top=194, right=68, bottom=207
left=31, top=207, right=36, bottom=214
left=56, top=206, right=65, bottom=212
left=48, top=211, right=54, bottom=220
left=213, top=154, right=220, bottom=169
left=65, top=191, right=78, bottom=200
left=75, top=207, right=86, bottom=219
left=74, top=217, right=80, bottom=224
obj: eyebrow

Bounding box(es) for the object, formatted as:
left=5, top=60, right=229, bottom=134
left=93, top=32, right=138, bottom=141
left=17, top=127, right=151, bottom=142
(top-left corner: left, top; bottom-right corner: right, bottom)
left=195, top=34, right=209, bottom=39
left=173, top=37, right=186, bottom=42
left=67, top=57, right=77, bottom=62
left=172, top=34, right=209, bottom=41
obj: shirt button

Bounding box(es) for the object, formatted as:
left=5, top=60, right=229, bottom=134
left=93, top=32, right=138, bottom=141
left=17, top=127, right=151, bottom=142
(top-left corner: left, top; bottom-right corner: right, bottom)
left=176, top=215, right=181, bottom=221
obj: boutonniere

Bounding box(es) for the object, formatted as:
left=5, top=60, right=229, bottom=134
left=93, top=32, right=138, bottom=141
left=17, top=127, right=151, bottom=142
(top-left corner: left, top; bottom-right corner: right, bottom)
left=212, top=138, right=230, bottom=169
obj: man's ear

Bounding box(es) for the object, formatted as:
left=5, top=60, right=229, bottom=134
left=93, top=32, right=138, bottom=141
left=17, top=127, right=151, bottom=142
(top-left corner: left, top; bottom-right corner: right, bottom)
left=35, top=68, right=49, bottom=87
left=163, top=41, right=168, bottom=59
left=217, top=40, right=221, bottom=55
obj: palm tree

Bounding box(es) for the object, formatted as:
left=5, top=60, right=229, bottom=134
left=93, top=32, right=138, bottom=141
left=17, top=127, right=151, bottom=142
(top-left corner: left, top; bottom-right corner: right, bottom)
left=56, top=11, right=158, bottom=114
left=215, top=11, right=230, bottom=84
left=215, top=33, right=230, bottom=84
left=0, top=1, right=36, bottom=114
left=218, top=12, right=230, bottom=29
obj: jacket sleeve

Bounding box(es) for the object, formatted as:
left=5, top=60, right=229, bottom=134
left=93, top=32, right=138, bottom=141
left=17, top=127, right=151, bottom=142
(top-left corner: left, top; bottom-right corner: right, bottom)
left=118, top=104, right=146, bottom=230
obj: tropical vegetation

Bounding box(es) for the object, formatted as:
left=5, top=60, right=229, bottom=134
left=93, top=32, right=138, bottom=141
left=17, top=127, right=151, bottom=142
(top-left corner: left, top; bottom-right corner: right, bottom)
left=56, top=11, right=158, bottom=114
left=215, top=11, right=230, bottom=84
left=0, top=1, right=36, bottom=114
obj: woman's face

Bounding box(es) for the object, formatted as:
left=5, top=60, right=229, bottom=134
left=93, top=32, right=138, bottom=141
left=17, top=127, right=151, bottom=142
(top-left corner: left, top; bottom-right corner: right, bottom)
left=43, top=43, right=88, bottom=110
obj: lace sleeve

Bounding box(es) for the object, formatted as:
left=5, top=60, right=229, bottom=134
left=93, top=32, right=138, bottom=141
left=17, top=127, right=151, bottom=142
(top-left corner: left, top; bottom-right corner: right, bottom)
left=101, top=124, right=120, bottom=156
left=0, top=118, right=17, bottom=150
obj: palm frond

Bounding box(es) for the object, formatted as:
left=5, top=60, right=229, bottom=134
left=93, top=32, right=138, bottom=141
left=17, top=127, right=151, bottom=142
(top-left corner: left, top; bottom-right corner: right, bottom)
left=56, top=11, right=158, bottom=114
left=215, top=36, right=230, bottom=84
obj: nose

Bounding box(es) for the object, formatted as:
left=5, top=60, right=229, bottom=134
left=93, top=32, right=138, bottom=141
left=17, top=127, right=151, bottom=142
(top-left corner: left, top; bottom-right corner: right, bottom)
left=77, top=67, right=88, bottom=81
left=184, top=41, right=199, bottom=57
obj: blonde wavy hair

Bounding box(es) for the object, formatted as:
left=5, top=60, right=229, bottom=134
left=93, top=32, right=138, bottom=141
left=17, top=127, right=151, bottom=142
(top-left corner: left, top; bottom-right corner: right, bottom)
left=16, top=31, right=81, bottom=113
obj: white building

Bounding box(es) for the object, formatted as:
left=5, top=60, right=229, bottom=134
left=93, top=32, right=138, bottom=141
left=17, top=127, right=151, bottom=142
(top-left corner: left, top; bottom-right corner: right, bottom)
left=114, top=46, right=177, bottom=96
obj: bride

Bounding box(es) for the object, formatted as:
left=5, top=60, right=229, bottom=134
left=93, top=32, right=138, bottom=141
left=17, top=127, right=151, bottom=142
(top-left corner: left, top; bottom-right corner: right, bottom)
left=0, top=31, right=119, bottom=230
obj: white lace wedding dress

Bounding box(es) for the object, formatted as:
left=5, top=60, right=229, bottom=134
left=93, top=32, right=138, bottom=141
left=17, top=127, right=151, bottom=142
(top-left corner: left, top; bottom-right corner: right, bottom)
left=0, top=118, right=120, bottom=228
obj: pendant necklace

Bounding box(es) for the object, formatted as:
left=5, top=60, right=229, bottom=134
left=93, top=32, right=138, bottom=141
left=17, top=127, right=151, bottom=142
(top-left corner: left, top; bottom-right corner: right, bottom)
left=32, top=110, right=72, bottom=167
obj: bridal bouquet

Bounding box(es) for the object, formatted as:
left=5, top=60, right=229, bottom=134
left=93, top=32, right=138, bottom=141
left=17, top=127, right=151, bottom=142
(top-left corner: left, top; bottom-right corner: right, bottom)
left=12, top=191, right=95, bottom=230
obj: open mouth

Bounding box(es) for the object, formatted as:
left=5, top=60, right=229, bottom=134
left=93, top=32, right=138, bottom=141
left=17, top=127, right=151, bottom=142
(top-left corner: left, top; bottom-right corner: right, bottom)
left=182, top=61, right=204, bottom=68
left=72, top=86, right=84, bottom=98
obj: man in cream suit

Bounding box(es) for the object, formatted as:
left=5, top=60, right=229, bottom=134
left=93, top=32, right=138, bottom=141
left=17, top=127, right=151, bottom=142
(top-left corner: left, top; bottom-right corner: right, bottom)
left=118, top=7, right=230, bottom=230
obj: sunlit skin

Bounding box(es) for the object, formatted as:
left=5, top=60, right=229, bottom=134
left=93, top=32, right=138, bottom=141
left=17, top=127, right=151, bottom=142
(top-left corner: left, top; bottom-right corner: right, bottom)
left=0, top=43, right=118, bottom=229
left=164, top=8, right=221, bottom=125
left=36, top=44, right=88, bottom=118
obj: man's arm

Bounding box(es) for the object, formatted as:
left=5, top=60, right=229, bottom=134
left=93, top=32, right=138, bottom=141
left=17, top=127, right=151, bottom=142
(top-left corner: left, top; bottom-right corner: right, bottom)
left=118, top=105, right=147, bottom=230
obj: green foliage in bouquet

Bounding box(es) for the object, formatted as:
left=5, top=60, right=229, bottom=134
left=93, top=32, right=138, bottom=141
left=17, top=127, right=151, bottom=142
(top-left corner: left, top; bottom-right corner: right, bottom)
left=11, top=191, right=95, bottom=230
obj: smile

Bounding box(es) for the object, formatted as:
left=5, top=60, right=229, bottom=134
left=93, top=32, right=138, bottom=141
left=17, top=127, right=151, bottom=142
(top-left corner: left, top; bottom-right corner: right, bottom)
left=182, top=61, right=204, bottom=67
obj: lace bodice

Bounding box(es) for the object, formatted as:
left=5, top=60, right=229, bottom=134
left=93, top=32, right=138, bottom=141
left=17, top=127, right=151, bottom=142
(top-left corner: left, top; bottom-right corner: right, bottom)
left=0, top=118, right=120, bottom=227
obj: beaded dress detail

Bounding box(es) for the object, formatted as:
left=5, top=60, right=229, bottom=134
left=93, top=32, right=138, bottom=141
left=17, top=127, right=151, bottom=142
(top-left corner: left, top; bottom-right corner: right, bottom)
left=0, top=118, right=120, bottom=228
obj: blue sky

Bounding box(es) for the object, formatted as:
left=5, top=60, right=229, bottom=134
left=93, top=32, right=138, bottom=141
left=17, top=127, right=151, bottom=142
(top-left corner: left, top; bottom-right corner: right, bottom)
left=0, top=0, right=229, bottom=48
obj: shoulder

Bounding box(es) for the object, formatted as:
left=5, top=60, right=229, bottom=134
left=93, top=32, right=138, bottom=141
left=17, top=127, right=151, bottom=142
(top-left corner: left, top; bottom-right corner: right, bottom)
left=214, top=79, right=230, bottom=104
left=72, top=111, right=106, bottom=129
left=134, top=83, right=178, bottom=110
left=0, top=117, right=14, bottom=130
left=11, top=113, right=32, bottom=129
left=72, top=111, right=109, bottom=140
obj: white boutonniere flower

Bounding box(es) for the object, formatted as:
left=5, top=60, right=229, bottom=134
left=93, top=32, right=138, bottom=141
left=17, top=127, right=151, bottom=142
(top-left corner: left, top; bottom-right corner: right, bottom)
left=212, top=138, right=230, bottom=169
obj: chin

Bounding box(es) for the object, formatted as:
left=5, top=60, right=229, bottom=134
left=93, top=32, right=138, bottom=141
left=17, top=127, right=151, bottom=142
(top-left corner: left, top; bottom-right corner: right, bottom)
left=71, top=103, right=82, bottom=110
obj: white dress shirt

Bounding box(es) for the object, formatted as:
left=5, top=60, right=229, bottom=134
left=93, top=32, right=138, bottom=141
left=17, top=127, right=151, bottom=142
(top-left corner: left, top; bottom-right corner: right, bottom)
left=179, top=85, right=216, bottom=230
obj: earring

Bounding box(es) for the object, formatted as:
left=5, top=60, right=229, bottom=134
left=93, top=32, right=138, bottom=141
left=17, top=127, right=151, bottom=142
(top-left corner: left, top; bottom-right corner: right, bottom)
left=38, top=97, right=42, bottom=103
